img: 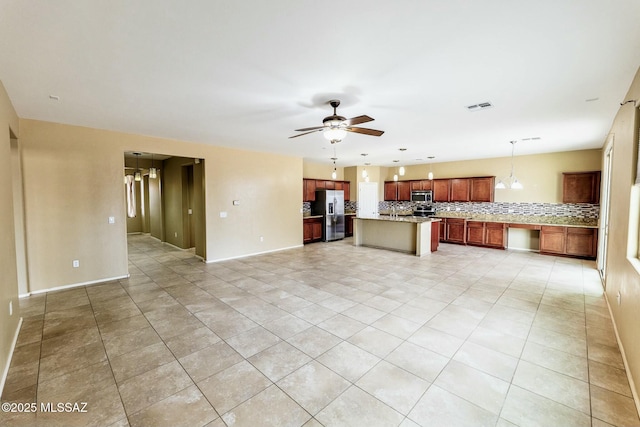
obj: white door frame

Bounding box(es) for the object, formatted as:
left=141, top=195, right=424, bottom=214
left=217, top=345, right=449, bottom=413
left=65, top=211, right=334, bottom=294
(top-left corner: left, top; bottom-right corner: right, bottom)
left=598, top=134, right=614, bottom=283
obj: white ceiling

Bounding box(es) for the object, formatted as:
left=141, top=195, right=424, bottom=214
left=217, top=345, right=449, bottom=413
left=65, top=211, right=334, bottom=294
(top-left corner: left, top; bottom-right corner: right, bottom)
left=1, top=1, right=639, bottom=167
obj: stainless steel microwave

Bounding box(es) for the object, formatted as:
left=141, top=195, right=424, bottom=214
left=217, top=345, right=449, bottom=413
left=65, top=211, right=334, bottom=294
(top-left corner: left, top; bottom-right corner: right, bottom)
left=411, top=190, right=433, bottom=203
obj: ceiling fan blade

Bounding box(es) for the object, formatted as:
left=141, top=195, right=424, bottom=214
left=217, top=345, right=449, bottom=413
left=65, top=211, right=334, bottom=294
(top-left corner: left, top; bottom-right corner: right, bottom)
left=289, top=129, right=323, bottom=139
left=294, top=125, right=325, bottom=132
left=346, top=127, right=385, bottom=137
left=345, top=115, right=374, bottom=126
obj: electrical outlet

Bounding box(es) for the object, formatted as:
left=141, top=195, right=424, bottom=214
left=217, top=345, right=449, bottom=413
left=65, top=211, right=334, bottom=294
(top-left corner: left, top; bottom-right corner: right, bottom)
left=174, top=232, right=178, bottom=238
left=617, top=291, right=621, bottom=306
left=108, top=216, right=115, bottom=224
left=72, top=260, right=80, bottom=268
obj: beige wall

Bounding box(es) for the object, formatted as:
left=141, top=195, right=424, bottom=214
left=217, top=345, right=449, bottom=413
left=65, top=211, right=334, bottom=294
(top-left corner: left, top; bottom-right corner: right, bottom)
left=303, top=161, right=344, bottom=181
left=383, top=150, right=602, bottom=203
left=602, top=67, right=640, bottom=406
left=19, top=119, right=302, bottom=293
left=0, top=81, right=20, bottom=391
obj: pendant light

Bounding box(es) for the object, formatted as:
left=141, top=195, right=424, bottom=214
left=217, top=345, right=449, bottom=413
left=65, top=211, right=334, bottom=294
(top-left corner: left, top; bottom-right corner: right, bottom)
left=149, top=153, right=157, bottom=179
left=331, top=157, right=337, bottom=180
left=495, top=141, right=523, bottom=189
left=361, top=153, right=369, bottom=180
left=134, top=153, right=142, bottom=182
left=427, top=156, right=435, bottom=180
left=393, top=159, right=400, bottom=181
left=398, top=148, right=406, bottom=176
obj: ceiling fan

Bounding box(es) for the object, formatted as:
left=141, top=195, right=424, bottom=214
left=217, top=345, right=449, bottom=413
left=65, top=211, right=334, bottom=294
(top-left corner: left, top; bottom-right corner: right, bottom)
left=289, top=99, right=384, bottom=143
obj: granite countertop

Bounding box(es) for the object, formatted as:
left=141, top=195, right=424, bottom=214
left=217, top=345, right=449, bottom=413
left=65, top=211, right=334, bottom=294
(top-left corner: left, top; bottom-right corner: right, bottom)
left=356, top=215, right=441, bottom=224
left=434, top=212, right=598, bottom=228
left=302, top=214, right=323, bottom=219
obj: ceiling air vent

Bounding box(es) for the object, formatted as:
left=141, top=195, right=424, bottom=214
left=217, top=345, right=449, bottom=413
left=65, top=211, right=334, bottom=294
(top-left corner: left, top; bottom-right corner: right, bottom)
left=466, top=101, right=493, bottom=112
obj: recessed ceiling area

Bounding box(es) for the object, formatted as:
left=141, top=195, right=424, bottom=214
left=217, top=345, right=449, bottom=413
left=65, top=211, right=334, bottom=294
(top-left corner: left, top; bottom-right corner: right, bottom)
left=1, top=1, right=639, bottom=167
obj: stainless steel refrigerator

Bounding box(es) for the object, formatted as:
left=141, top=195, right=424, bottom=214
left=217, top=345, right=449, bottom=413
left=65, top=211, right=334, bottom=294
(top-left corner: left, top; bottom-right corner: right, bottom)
left=312, top=190, right=345, bottom=241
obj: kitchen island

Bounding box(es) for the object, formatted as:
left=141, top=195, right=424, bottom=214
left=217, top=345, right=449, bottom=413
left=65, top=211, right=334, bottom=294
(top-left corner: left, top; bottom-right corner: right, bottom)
left=353, top=216, right=441, bottom=256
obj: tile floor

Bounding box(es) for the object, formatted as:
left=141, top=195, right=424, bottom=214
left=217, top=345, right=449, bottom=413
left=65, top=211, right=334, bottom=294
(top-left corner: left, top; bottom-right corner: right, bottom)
left=2, top=234, right=639, bottom=427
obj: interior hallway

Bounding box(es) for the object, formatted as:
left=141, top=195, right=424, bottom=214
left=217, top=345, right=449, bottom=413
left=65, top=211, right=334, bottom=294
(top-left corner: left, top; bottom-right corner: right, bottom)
left=1, top=234, right=638, bottom=426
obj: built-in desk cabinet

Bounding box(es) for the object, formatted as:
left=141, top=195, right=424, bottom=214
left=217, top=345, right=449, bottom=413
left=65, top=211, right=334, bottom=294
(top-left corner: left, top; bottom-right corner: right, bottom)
left=467, top=221, right=506, bottom=249
left=540, top=225, right=597, bottom=258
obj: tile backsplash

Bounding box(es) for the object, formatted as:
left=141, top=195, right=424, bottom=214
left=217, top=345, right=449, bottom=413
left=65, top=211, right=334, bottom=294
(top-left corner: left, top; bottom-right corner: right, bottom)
left=306, top=200, right=599, bottom=219
left=380, top=201, right=600, bottom=219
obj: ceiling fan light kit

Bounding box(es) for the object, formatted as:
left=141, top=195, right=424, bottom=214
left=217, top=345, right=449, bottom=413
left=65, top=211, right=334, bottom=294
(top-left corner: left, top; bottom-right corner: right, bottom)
left=290, top=99, right=384, bottom=144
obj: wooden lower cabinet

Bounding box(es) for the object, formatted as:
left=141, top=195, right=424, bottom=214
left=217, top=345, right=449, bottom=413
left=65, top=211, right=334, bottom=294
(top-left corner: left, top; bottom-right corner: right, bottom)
left=466, top=221, right=506, bottom=248
left=346, top=215, right=355, bottom=237
left=303, top=217, right=323, bottom=243
left=540, top=226, right=597, bottom=258
left=566, top=227, right=597, bottom=258
left=466, top=221, right=484, bottom=245
left=445, top=218, right=466, bottom=244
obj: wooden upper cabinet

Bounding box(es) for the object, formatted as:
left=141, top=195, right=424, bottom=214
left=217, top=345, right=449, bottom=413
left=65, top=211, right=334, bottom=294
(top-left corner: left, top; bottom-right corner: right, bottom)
left=470, top=177, right=495, bottom=202
left=433, top=179, right=450, bottom=202
left=410, top=181, right=423, bottom=191
left=324, top=180, right=336, bottom=190
left=450, top=178, right=470, bottom=202
left=421, top=180, right=433, bottom=191
left=334, top=181, right=343, bottom=190
left=563, top=171, right=601, bottom=204
left=303, top=179, right=316, bottom=202
left=343, top=182, right=350, bottom=201
left=398, top=181, right=411, bottom=201
left=384, top=181, right=398, bottom=201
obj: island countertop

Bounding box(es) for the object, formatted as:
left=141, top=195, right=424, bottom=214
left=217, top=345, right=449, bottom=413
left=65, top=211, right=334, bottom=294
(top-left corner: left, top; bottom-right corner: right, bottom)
left=356, top=215, right=441, bottom=224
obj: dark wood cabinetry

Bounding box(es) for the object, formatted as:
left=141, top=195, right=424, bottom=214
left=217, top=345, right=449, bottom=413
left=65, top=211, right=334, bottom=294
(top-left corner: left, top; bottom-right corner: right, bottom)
left=410, top=180, right=433, bottom=191
left=383, top=181, right=411, bottom=201
left=563, top=171, right=600, bottom=204
left=540, top=225, right=597, bottom=258
left=433, top=179, right=451, bottom=202
left=470, top=177, right=495, bottom=202
left=345, top=215, right=355, bottom=237
left=466, top=221, right=506, bottom=248
left=485, top=222, right=507, bottom=248
left=441, top=218, right=466, bottom=244
left=303, top=217, right=323, bottom=243
left=450, top=178, right=471, bottom=202
left=303, top=179, right=351, bottom=202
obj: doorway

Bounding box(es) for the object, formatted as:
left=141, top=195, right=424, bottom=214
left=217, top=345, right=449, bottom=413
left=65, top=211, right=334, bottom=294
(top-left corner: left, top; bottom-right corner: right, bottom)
left=598, top=135, right=614, bottom=282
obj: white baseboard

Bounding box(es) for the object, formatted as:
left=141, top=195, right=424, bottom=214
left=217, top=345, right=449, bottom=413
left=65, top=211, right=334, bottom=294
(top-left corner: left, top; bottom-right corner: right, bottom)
left=603, top=289, right=640, bottom=418
left=0, top=317, right=23, bottom=397
left=19, top=274, right=129, bottom=298
left=205, top=244, right=303, bottom=263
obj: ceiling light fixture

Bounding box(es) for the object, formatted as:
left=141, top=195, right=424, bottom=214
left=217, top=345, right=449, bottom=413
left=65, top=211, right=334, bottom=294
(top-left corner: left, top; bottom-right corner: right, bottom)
left=361, top=153, right=369, bottom=180
left=133, top=153, right=142, bottom=182
left=496, top=141, right=523, bottom=190
left=398, top=148, right=407, bottom=176
left=149, top=153, right=157, bottom=179
left=323, top=120, right=347, bottom=144
left=331, top=158, right=338, bottom=180
left=427, top=156, right=435, bottom=180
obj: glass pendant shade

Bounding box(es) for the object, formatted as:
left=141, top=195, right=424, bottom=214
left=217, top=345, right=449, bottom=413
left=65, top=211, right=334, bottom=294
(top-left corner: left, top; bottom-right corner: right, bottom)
left=362, top=169, right=368, bottom=178
left=393, top=174, right=398, bottom=181
left=428, top=171, right=434, bottom=180
left=495, top=180, right=507, bottom=189
left=332, top=169, right=337, bottom=180
left=511, top=178, right=523, bottom=189
left=323, top=124, right=347, bottom=142
left=134, top=171, right=142, bottom=182
left=399, top=166, right=405, bottom=176
left=149, top=167, right=157, bottom=179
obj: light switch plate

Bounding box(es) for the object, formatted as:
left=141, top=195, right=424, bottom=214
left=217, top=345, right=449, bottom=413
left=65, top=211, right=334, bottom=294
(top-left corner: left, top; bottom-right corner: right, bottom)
left=108, top=216, right=115, bottom=224
left=220, top=211, right=227, bottom=218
